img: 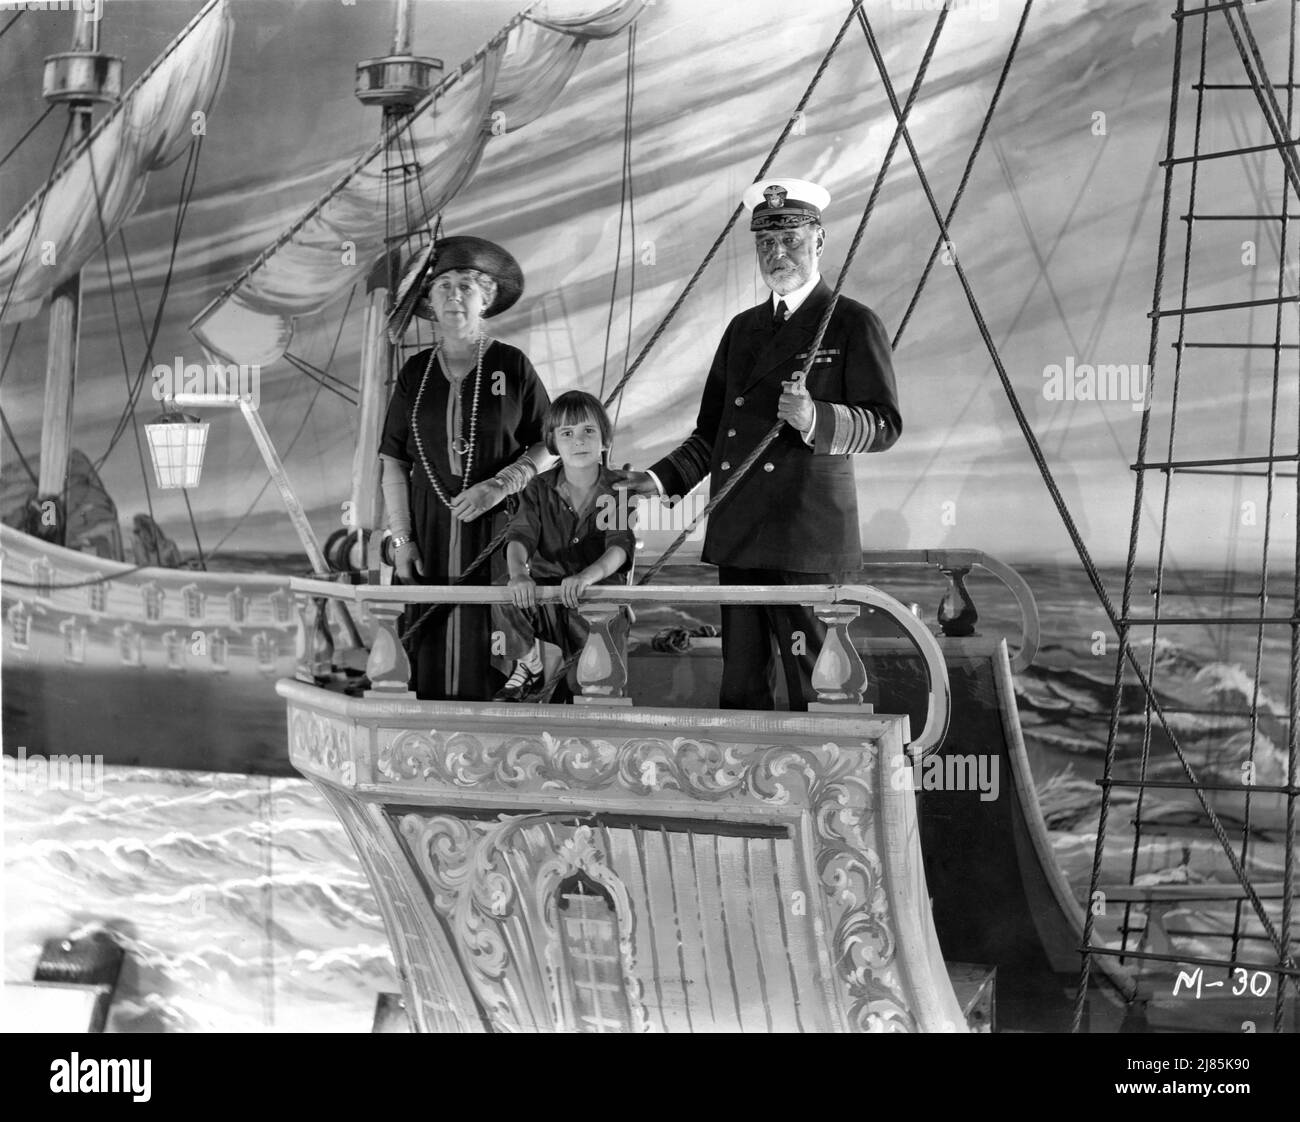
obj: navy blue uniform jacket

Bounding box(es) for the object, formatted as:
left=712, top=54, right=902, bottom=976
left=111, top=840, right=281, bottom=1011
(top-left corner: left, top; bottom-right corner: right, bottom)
left=650, top=280, right=901, bottom=573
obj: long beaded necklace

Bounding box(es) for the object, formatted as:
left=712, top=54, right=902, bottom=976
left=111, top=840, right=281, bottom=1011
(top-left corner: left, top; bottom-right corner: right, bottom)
left=410, top=333, right=487, bottom=509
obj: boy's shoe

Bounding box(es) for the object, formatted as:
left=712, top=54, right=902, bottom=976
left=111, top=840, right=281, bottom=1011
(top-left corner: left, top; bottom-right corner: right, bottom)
left=494, top=663, right=543, bottom=702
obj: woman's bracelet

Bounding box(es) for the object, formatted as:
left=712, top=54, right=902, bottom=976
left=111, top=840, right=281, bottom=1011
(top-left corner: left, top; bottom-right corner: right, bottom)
left=391, top=533, right=414, bottom=549
left=492, top=456, right=538, bottom=496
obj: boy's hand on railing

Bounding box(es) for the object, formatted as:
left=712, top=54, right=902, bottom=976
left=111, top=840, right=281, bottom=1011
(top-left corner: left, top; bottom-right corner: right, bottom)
left=560, top=573, right=593, bottom=609
left=508, top=573, right=537, bottom=609
left=394, top=542, right=424, bottom=583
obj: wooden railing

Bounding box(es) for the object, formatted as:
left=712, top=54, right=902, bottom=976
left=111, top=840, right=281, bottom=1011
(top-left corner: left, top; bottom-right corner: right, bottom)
left=860, top=548, right=1041, bottom=672
left=288, top=579, right=952, bottom=759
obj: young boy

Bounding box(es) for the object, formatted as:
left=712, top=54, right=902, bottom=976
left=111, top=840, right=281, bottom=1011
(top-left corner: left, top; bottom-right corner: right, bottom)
left=493, top=391, right=635, bottom=701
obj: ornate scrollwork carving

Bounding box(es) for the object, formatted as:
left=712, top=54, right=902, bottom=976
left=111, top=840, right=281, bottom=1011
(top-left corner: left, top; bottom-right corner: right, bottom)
left=399, top=812, right=650, bottom=1032
left=379, top=727, right=914, bottom=1030
left=289, top=709, right=351, bottom=781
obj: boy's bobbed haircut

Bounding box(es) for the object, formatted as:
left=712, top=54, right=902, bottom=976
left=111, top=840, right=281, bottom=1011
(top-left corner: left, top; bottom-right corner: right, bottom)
left=544, top=390, right=613, bottom=456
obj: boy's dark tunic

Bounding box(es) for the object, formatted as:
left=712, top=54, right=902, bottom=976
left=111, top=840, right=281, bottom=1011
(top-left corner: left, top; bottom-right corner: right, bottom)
left=649, top=280, right=901, bottom=710
left=494, top=463, right=636, bottom=660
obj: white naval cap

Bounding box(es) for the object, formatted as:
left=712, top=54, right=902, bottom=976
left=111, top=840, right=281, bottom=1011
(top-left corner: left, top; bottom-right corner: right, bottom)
left=742, top=177, right=831, bottom=230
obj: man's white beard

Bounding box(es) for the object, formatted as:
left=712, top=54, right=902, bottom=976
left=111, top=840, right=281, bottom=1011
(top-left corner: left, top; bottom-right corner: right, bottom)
left=763, top=268, right=805, bottom=295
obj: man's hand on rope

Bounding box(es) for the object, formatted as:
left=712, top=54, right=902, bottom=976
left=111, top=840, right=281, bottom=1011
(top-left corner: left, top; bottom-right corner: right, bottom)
left=450, top=479, right=504, bottom=523
left=778, top=379, right=814, bottom=433
left=394, top=541, right=424, bottom=583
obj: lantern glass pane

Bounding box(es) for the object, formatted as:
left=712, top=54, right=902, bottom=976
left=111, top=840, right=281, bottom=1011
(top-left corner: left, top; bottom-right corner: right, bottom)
left=145, top=421, right=209, bottom=489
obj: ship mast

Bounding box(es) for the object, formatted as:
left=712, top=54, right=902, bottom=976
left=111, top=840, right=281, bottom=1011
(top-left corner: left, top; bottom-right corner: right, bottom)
left=35, top=8, right=121, bottom=543
left=351, top=0, right=443, bottom=571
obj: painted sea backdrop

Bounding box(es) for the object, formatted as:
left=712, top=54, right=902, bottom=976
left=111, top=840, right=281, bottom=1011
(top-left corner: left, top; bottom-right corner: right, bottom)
left=3, top=560, right=1295, bottom=1031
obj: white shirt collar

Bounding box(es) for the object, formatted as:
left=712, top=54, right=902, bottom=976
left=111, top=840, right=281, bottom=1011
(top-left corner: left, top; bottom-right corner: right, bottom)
left=772, top=271, right=822, bottom=316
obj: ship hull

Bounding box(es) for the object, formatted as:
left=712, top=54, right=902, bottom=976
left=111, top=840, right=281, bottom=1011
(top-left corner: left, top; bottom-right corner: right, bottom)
left=1, top=524, right=299, bottom=773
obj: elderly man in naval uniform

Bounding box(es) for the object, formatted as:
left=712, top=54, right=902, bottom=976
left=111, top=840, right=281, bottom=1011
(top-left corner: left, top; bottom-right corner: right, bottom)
left=618, top=177, right=901, bottom=710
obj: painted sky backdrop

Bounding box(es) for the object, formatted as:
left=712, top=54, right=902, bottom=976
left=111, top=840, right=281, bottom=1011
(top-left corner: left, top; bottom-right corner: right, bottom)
left=1, top=0, right=1297, bottom=573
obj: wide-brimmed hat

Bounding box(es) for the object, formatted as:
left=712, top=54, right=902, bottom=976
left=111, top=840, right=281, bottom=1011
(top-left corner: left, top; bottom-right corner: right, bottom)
left=388, top=235, right=524, bottom=341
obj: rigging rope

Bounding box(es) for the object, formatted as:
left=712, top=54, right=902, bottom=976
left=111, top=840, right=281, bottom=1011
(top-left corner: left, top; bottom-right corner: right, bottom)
left=599, top=0, right=868, bottom=414
left=399, top=2, right=865, bottom=650
left=94, top=133, right=206, bottom=471
left=284, top=352, right=359, bottom=407
left=4, top=563, right=154, bottom=591
left=86, top=135, right=156, bottom=527
left=637, top=2, right=951, bottom=585
left=865, top=0, right=1293, bottom=997
left=598, top=22, right=638, bottom=404
left=891, top=0, right=1034, bottom=349
left=117, top=230, right=154, bottom=354
left=0, top=321, right=20, bottom=387
left=1278, top=0, right=1299, bottom=1037
left=0, top=402, right=37, bottom=485
left=0, top=104, right=55, bottom=173
left=206, top=286, right=356, bottom=557
left=180, top=488, right=207, bottom=571
left=609, top=22, right=638, bottom=465
left=1224, top=0, right=1300, bottom=201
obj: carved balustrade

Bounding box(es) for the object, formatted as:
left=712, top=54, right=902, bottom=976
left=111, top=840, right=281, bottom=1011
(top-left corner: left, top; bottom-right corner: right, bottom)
left=288, top=579, right=951, bottom=760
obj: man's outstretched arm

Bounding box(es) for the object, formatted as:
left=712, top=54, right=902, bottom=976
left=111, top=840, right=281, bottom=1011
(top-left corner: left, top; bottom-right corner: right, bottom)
left=613, top=325, right=732, bottom=499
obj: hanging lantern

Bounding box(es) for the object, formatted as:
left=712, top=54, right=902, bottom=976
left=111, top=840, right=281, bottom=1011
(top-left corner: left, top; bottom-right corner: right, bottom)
left=144, top=412, right=209, bottom=489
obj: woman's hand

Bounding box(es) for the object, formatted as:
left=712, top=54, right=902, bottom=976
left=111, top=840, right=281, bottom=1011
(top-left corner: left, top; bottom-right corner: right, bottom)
left=450, top=480, right=505, bottom=523
left=508, top=573, right=537, bottom=609
left=560, top=572, right=594, bottom=609
left=394, top=541, right=424, bottom=583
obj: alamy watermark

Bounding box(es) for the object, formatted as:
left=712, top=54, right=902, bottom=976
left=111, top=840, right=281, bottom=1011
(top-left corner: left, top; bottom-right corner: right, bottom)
left=890, top=0, right=1000, bottom=22
left=0, top=0, right=102, bottom=18
left=3, top=745, right=104, bottom=801
left=1042, top=357, right=1150, bottom=412
left=152, top=357, right=261, bottom=409
left=891, top=751, right=1000, bottom=802
left=595, top=490, right=707, bottom=541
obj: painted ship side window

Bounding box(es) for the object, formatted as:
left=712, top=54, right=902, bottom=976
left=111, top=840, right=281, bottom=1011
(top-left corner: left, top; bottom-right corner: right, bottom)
left=163, top=630, right=185, bottom=670
left=209, top=630, right=228, bottom=671
left=182, top=584, right=205, bottom=621
left=556, top=873, right=634, bottom=1033
left=115, top=625, right=142, bottom=667
left=87, top=581, right=109, bottom=613
left=8, top=602, right=31, bottom=650
left=60, top=618, right=86, bottom=665
left=228, top=588, right=248, bottom=625
left=142, top=583, right=164, bottom=622
left=30, top=558, right=52, bottom=599
left=253, top=632, right=278, bottom=672
left=268, top=588, right=292, bottom=625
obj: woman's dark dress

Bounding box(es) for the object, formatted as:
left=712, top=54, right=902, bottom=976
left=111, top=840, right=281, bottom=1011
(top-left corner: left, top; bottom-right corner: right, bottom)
left=379, top=340, right=549, bottom=700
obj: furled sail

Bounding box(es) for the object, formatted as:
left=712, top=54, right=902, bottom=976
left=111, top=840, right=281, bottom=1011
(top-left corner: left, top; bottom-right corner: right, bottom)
left=190, top=0, right=644, bottom=368
left=0, top=0, right=234, bottom=325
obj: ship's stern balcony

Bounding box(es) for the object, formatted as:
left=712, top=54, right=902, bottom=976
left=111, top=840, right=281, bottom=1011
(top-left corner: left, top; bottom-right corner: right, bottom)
left=278, top=580, right=962, bottom=1032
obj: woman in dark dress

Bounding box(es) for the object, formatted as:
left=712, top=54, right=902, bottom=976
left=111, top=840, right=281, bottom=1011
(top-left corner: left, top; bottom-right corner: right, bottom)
left=379, top=236, right=550, bottom=700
